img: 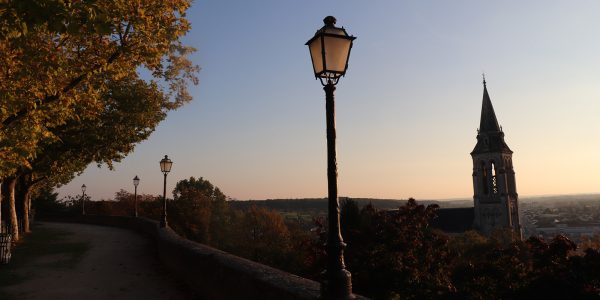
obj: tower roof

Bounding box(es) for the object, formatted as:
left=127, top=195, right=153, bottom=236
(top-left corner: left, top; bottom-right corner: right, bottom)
left=471, top=80, right=512, bottom=155
left=479, top=82, right=501, bottom=133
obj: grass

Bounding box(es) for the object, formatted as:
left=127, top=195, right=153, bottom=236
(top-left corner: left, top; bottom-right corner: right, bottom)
left=0, top=223, right=90, bottom=299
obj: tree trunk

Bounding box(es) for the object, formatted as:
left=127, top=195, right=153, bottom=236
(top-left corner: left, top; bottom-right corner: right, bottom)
left=23, top=186, right=32, bottom=233
left=0, top=179, right=3, bottom=231
left=0, top=179, right=3, bottom=228
left=7, top=177, right=19, bottom=241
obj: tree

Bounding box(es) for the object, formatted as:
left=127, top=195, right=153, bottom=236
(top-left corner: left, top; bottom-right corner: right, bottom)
left=4, top=177, right=18, bottom=240
left=340, top=199, right=453, bottom=300
left=31, top=186, right=64, bottom=217
left=0, top=1, right=198, bottom=240
left=5, top=75, right=193, bottom=240
left=169, top=177, right=229, bottom=245
left=173, top=177, right=227, bottom=202
left=227, top=206, right=293, bottom=267
left=340, top=198, right=361, bottom=237
left=0, top=0, right=198, bottom=177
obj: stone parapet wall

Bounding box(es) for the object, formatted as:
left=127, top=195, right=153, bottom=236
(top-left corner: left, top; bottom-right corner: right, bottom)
left=40, top=215, right=367, bottom=300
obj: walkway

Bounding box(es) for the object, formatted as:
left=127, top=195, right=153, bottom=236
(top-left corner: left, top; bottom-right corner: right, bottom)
left=0, top=222, right=196, bottom=300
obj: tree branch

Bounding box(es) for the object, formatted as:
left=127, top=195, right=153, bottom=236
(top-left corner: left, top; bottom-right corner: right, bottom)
left=2, top=49, right=123, bottom=127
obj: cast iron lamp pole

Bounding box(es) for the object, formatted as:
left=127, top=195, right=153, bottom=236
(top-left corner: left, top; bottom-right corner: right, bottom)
left=81, top=184, right=87, bottom=215
left=306, top=16, right=356, bottom=300
left=159, top=155, right=173, bottom=228
left=133, top=176, right=140, bottom=217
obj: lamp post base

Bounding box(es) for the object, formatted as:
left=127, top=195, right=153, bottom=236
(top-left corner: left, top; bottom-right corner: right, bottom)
left=160, top=215, right=167, bottom=228
left=320, top=268, right=354, bottom=299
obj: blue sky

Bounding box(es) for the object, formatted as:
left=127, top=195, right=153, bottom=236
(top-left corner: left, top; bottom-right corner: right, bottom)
left=60, top=1, right=600, bottom=201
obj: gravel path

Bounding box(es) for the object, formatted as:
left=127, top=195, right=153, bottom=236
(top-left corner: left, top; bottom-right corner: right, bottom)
left=0, top=222, right=195, bottom=300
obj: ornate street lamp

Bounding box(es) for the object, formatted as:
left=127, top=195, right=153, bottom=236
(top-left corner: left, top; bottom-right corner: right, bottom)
left=159, top=155, right=173, bottom=227
left=306, top=16, right=356, bottom=299
left=133, top=175, right=140, bottom=217
left=306, top=16, right=355, bottom=86
left=81, top=184, right=87, bottom=215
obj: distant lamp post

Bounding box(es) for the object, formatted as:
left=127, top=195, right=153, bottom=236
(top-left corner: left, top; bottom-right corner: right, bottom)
left=306, top=16, right=356, bottom=299
left=133, top=175, right=140, bottom=217
left=159, top=155, right=173, bottom=227
left=81, top=184, right=87, bottom=215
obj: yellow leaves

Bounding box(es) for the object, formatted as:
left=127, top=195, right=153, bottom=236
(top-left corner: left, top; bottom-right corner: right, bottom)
left=0, top=0, right=197, bottom=177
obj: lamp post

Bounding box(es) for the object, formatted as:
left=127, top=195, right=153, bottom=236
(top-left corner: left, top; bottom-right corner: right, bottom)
left=159, top=155, right=173, bottom=227
left=81, top=184, right=87, bottom=215
left=306, top=16, right=356, bottom=299
left=133, top=175, right=140, bottom=217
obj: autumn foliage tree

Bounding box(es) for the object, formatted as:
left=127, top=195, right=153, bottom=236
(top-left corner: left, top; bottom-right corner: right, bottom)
left=0, top=0, right=197, bottom=175
left=0, top=0, right=198, bottom=240
left=335, top=199, right=453, bottom=299
left=225, top=206, right=293, bottom=267
left=167, top=177, right=228, bottom=245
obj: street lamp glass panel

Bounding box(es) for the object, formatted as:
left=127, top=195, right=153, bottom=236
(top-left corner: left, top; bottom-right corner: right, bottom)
left=322, top=31, right=353, bottom=74
left=306, top=16, right=355, bottom=80
left=308, top=36, right=324, bottom=75
left=81, top=184, right=86, bottom=192
left=160, top=155, right=173, bottom=173
left=133, top=176, right=140, bottom=187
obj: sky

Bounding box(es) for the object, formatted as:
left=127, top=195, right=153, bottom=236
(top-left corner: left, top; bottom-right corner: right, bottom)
left=59, top=1, right=600, bottom=201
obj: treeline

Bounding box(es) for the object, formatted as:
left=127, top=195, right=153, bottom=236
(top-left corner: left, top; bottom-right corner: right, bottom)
left=229, top=197, right=453, bottom=213
left=38, top=177, right=600, bottom=299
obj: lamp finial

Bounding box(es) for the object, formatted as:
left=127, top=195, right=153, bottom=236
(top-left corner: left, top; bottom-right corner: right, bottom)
left=323, top=16, right=336, bottom=26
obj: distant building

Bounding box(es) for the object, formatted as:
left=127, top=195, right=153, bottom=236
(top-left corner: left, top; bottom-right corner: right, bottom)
left=432, top=79, right=522, bottom=239
left=536, top=225, right=600, bottom=242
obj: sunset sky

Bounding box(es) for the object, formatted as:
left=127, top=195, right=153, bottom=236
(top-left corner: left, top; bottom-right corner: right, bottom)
left=59, top=1, right=600, bottom=201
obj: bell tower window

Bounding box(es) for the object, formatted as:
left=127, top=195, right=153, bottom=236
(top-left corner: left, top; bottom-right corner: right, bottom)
left=481, top=161, right=488, bottom=195
left=491, top=161, right=498, bottom=194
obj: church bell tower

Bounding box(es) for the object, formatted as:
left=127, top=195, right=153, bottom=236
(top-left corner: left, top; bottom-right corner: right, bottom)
left=471, top=79, right=521, bottom=238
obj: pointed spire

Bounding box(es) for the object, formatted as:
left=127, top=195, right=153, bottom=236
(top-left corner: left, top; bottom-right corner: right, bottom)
left=479, top=79, right=501, bottom=133
left=472, top=77, right=512, bottom=155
